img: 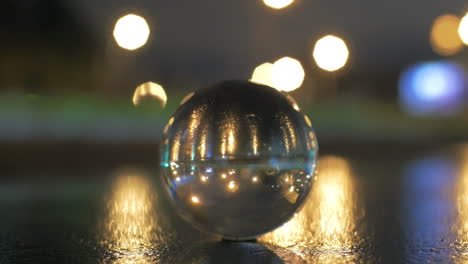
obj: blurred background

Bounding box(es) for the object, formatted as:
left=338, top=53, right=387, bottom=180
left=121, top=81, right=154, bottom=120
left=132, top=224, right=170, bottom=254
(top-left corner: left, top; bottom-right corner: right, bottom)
left=3, top=0, right=468, bottom=174
left=5, top=1, right=468, bottom=262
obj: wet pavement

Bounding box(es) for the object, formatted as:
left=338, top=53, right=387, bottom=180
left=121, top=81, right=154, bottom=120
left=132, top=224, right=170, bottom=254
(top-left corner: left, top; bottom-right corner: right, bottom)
left=2, top=144, right=468, bottom=263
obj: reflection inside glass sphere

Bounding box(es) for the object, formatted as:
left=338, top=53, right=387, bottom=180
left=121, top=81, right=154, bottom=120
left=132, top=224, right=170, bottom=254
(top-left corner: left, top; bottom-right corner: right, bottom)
left=160, top=81, right=318, bottom=240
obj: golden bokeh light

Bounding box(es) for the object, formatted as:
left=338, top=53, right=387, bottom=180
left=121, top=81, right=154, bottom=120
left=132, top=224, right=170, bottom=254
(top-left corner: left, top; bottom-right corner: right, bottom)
left=263, top=0, right=294, bottom=9
left=250, top=62, right=275, bottom=88
left=430, top=14, right=463, bottom=56
left=459, top=13, right=468, bottom=45
left=313, top=35, right=349, bottom=72
left=191, top=195, right=200, bottom=204
left=270, top=57, right=305, bottom=92
left=227, top=181, right=239, bottom=192
left=113, top=14, right=150, bottom=50
left=132, top=82, right=167, bottom=107
left=260, top=155, right=360, bottom=256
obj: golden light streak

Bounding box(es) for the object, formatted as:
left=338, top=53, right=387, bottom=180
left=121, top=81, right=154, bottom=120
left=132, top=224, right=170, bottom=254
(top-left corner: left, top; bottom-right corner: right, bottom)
left=454, top=145, right=468, bottom=250
left=198, top=123, right=209, bottom=159
left=113, top=14, right=150, bottom=50
left=279, top=114, right=297, bottom=153
left=163, top=117, right=174, bottom=135
left=430, top=14, right=463, bottom=56
left=180, top=92, right=195, bottom=105
left=228, top=130, right=235, bottom=153
left=184, top=105, right=207, bottom=159
left=304, top=115, right=312, bottom=128
left=285, top=95, right=300, bottom=112
left=247, top=116, right=260, bottom=155
left=170, top=131, right=182, bottom=161
left=313, top=35, right=349, bottom=72
left=220, top=113, right=238, bottom=157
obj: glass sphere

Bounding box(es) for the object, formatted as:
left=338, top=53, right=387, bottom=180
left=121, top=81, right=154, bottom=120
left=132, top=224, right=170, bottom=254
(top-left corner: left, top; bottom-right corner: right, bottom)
left=160, top=80, right=318, bottom=240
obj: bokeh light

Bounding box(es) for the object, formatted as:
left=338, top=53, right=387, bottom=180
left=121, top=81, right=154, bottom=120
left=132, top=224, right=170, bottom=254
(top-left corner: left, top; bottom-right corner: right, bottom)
left=270, top=57, right=305, bottom=92
left=459, top=12, right=468, bottom=45
left=250, top=62, right=274, bottom=88
left=430, top=14, right=463, bottom=56
left=113, top=14, right=150, bottom=50
left=313, top=35, right=349, bottom=72
left=132, top=82, right=167, bottom=108
left=191, top=195, right=200, bottom=204
left=263, top=0, right=294, bottom=9
left=399, top=61, right=467, bottom=116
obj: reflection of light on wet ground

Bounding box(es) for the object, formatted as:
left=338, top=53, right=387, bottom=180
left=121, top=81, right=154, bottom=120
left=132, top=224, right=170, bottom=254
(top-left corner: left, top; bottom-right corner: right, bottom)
left=260, top=155, right=360, bottom=261
left=402, top=156, right=457, bottom=262
left=457, top=149, right=468, bottom=235
left=102, top=171, right=169, bottom=263
left=454, top=145, right=468, bottom=262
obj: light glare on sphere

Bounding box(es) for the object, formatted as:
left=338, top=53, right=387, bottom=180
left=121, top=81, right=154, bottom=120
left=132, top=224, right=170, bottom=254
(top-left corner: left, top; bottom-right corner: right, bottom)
left=270, top=57, right=305, bottom=92
left=113, top=14, right=150, bottom=50
left=160, top=81, right=318, bottom=240
left=313, top=35, right=349, bottom=72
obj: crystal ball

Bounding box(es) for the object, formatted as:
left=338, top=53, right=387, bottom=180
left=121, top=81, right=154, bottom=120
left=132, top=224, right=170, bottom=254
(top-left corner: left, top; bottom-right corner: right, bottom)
left=160, top=80, right=318, bottom=240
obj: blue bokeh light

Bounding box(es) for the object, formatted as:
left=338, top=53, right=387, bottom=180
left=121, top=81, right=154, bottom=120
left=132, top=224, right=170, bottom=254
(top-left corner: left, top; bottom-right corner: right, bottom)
left=399, top=61, right=467, bottom=116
